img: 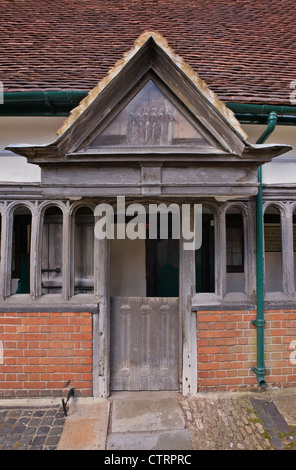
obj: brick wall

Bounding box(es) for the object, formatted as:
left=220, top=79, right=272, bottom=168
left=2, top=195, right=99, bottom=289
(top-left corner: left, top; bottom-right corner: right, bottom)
left=197, top=308, right=296, bottom=391
left=0, top=311, right=93, bottom=398
left=1, top=308, right=295, bottom=396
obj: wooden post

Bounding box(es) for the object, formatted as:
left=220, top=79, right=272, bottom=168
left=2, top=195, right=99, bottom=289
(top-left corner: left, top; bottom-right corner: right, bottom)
left=62, top=204, right=72, bottom=300
left=0, top=207, right=13, bottom=300
left=30, top=207, right=42, bottom=299
left=180, top=205, right=197, bottom=396
left=93, top=231, right=110, bottom=398
left=245, top=201, right=257, bottom=298
left=217, top=209, right=226, bottom=298
left=282, top=207, right=294, bottom=296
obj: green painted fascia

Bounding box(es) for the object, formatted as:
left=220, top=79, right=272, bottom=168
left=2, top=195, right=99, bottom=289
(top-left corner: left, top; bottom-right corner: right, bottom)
left=0, top=91, right=88, bottom=116
left=226, top=102, right=296, bottom=124
left=1, top=91, right=296, bottom=124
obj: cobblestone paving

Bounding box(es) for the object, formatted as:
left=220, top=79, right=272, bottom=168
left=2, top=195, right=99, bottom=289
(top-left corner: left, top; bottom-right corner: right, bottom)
left=0, top=406, right=66, bottom=450
left=181, top=394, right=275, bottom=450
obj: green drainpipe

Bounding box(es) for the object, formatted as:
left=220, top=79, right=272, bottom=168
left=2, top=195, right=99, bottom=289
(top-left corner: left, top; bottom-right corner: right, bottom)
left=251, top=110, right=278, bottom=388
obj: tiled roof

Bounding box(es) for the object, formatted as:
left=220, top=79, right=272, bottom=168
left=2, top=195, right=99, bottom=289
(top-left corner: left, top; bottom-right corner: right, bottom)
left=1, top=0, right=296, bottom=104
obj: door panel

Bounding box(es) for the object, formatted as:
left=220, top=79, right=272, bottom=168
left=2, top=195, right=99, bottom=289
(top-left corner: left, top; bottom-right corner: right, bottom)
left=110, top=297, right=179, bottom=391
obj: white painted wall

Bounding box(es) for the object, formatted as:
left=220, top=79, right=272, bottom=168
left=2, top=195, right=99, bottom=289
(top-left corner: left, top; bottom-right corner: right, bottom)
left=265, top=252, right=283, bottom=292
left=241, top=124, right=296, bottom=184
left=110, top=237, right=146, bottom=296
left=0, top=116, right=64, bottom=182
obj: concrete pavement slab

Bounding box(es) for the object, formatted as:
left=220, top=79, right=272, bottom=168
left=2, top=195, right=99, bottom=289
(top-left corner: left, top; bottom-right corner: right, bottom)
left=57, top=398, right=110, bottom=450
left=107, top=429, right=192, bottom=450
left=110, top=392, right=185, bottom=433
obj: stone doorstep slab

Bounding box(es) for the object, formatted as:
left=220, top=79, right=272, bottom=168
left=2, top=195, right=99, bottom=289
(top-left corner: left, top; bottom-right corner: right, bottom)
left=110, top=393, right=186, bottom=434
left=57, top=398, right=110, bottom=451
left=106, top=429, right=193, bottom=451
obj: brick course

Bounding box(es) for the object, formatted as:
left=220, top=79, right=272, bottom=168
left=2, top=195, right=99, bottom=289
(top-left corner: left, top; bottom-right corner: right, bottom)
left=0, top=311, right=93, bottom=398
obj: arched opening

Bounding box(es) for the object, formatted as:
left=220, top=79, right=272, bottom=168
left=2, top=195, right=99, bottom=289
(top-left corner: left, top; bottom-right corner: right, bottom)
left=41, top=206, right=63, bottom=294
left=74, top=206, right=94, bottom=294
left=226, top=206, right=245, bottom=293
left=195, top=206, right=215, bottom=293
left=11, top=206, right=32, bottom=294
left=264, top=205, right=283, bottom=292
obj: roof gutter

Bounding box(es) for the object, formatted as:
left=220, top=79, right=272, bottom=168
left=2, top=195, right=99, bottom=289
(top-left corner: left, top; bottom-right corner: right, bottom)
left=227, top=102, right=296, bottom=124
left=251, top=110, right=278, bottom=389
left=1, top=91, right=88, bottom=116
left=1, top=91, right=296, bottom=123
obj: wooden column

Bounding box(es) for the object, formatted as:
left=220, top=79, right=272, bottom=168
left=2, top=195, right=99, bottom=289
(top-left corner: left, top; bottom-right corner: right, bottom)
left=282, top=205, right=294, bottom=296
left=244, top=201, right=257, bottom=298
left=62, top=204, right=72, bottom=300
left=30, top=205, right=42, bottom=299
left=93, top=232, right=110, bottom=398
left=180, top=205, right=197, bottom=396
left=0, top=206, right=13, bottom=300
left=217, top=208, right=226, bottom=298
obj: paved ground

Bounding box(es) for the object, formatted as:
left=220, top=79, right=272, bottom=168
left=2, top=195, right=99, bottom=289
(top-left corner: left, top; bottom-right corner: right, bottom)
left=0, top=404, right=66, bottom=450
left=180, top=388, right=296, bottom=450
left=182, top=394, right=275, bottom=450
left=0, top=388, right=296, bottom=450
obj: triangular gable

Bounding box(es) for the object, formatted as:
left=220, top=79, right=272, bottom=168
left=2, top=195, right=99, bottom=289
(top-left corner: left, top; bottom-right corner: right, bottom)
left=89, top=80, right=213, bottom=149
left=52, top=31, right=248, bottom=157
left=56, top=31, right=247, bottom=143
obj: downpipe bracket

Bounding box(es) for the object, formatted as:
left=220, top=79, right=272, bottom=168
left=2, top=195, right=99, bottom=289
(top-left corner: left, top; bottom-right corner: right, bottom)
left=251, top=318, right=266, bottom=327
left=251, top=366, right=267, bottom=389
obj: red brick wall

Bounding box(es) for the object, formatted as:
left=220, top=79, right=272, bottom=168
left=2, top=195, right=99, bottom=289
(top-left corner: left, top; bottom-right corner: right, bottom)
left=0, top=311, right=93, bottom=398
left=1, top=308, right=295, bottom=396
left=197, top=308, right=296, bottom=391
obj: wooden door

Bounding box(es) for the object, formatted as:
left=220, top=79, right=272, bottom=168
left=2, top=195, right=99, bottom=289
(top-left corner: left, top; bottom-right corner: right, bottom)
left=110, top=297, right=179, bottom=391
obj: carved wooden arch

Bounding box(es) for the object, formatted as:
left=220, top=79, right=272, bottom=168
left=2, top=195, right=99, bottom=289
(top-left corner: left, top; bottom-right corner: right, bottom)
left=69, top=200, right=97, bottom=217
left=38, top=199, right=68, bottom=216
left=7, top=200, right=36, bottom=216
left=263, top=201, right=288, bottom=217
